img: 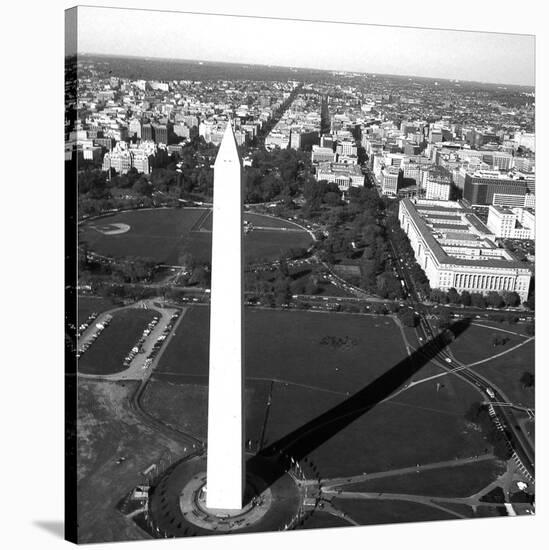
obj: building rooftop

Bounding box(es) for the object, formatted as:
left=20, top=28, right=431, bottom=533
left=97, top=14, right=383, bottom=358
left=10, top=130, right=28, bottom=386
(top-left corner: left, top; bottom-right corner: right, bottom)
left=431, top=222, right=468, bottom=231
left=318, top=162, right=363, bottom=176
left=400, top=198, right=530, bottom=270
left=442, top=232, right=481, bottom=241
left=423, top=214, right=462, bottom=221
left=464, top=213, right=492, bottom=234
left=416, top=204, right=468, bottom=214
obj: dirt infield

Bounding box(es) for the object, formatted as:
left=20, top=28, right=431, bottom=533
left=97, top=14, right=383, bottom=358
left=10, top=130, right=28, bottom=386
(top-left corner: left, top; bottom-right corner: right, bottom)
left=89, top=222, right=131, bottom=235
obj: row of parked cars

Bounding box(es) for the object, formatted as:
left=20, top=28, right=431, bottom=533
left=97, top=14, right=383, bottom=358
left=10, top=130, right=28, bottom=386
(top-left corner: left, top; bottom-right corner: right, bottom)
left=77, top=314, right=113, bottom=358
left=123, top=316, right=160, bottom=367
left=77, top=312, right=98, bottom=339
left=142, top=311, right=181, bottom=368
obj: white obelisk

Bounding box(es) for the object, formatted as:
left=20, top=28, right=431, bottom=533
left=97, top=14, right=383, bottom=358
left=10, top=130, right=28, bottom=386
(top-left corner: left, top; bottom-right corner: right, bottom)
left=206, top=121, right=245, bottom=510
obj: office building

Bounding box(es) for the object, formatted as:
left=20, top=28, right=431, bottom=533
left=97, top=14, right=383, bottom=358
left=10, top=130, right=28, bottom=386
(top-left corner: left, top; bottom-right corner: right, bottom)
left=463, top=171, right=529, bottom=206
left=486, top=206, right=535, bottom=240
left=425, top=169, right=452, bottom=201
left=398, top=199, right=532, bottom=301
left=380, top=166, right=400, bottom=196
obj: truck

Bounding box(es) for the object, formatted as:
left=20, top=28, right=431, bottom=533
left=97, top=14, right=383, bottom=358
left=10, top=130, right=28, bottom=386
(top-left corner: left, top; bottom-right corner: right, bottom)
left=485, top=387, right=495, bottom=399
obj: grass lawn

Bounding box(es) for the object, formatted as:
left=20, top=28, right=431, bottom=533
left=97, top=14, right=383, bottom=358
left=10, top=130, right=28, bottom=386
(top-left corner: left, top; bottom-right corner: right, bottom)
left=314, top=282, right=356, bottom=297
left=158, top=308, right=408, bottom=394
left=80, top=208, right=312, bottom=264
left=332, top=498, right=457, bottom=525
left=471, top=340, right=535, bottom=408
left=344, top=459, right=505, bottom=498
left=469, top=319, right=533, bottom=337
left=142, top=377, right=271, bottom=446
left=151, top=307, right=487, bottom=479
left=450, top=323, right=527, bottom=365
left=441, top=502, right=475, bottom=518
left=80, top=208, right=205, bottom=264
left=299, top=513, right=351, bottom=530
left=199, top=211, right=303, bottom=231
left=260, top=381, right=487, bottom=478
left=244, top=230, right=312, bottom=263
left=78, top=308, right=158, bottom=375
left=449, top=322, right=534, bottom=408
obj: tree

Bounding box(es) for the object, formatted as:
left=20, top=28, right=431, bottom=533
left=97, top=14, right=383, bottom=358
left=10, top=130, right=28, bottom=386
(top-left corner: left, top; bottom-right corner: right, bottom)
left=376, top=272, right=403, bottom=300
left=133, top=177, right=153, bottom=197
left=465, top=401, right=484, bottom=424
left=189, top=264, right=210, bottom=287
left=78, top=243, right=89, bottom=272
left=491, top=333, right=509, bottom=347
left=460, top=290, right=472, bottom=306
left=108, top=257, right=150, bottom=284
left=470, top=293, right=487, bottom=308
left=278, top=256, right=289, bottom=277
left=78, top=169, right=109, bottom=199
left=323, top=191, right=342, bottom=207
left=447, top=287, right=460, bottom=304
left=126, top=167, right=141, bottom=186
left=371, top=303, right=388, bottom=315
left=523, top=280, right=535, bottom=310
left=398, top=308, right=418, bottom=327
left=525, top=322, right=535, bottom=336
left=488, top=430, right=512, bottom=460
left=430, top=289, right=448, bottom=304
left=486, top=291, right=505, bottom=308
left=437, top=309, right=452, bottom=330
left=503, top=291, right=521, bottom=308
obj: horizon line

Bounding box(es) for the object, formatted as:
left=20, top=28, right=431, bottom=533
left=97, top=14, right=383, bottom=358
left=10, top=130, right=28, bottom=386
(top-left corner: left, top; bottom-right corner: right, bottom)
left=75, top=51, right=535, bottom=89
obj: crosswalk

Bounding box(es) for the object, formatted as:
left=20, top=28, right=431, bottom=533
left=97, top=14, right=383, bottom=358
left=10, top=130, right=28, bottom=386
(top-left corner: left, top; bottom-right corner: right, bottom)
left=487, top=404, right=534, bottom=483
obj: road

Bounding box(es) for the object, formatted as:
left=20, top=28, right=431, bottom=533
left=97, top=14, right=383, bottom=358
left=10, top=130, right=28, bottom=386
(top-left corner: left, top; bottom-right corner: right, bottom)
left=384, top=224, right=535, bottom=482
left=127, top=305, right=204, bottom=450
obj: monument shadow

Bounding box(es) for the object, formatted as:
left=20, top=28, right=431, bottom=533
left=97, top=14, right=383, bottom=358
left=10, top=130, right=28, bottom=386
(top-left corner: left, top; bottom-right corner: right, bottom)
left=244, top=317, right=471, bottom=504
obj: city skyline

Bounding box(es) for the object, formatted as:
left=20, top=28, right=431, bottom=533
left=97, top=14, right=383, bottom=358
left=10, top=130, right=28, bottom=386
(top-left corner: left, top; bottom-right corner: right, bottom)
left=75, top=7, right=535, bottom=87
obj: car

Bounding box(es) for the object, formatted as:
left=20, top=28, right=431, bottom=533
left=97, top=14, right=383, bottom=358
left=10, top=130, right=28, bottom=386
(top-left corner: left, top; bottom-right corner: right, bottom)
left=445, top=357, right=452, bottom=363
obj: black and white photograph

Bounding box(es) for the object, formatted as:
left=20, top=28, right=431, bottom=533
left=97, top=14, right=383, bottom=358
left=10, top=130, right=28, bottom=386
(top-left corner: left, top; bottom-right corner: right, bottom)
left=3, top=2, right=546, bottom=549
left=64, top=4, right=539, bottom=544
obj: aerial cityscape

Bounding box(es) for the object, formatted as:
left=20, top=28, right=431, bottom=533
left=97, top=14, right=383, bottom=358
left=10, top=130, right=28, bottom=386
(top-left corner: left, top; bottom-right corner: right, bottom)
left=66, top=8, right=535, bottom=544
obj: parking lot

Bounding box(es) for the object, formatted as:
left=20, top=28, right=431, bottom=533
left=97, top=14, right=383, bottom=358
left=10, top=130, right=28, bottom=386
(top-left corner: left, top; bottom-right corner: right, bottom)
left=77, top=313, right=113, bottom=358
left=77, top=303, right=188, bottom=381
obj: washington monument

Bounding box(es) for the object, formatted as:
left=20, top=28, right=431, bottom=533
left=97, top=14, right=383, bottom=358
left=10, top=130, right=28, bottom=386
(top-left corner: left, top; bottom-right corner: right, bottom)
left=206, top=122, right=245, bottom=510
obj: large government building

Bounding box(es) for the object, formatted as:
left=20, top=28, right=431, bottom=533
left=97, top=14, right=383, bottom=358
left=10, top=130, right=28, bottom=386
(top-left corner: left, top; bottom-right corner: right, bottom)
left=398, top=198, right=532, bottom=301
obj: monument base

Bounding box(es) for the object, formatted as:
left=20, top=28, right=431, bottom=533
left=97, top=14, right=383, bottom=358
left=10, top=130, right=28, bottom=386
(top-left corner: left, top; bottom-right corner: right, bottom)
left=180, top=472, right=273, bottom=531
left=147, top=452, right=316, bottom=536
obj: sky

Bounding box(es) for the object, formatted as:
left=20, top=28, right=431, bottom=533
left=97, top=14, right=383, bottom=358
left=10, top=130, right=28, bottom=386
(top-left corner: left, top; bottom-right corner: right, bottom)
left=75, top=6, right=535, bottom=86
